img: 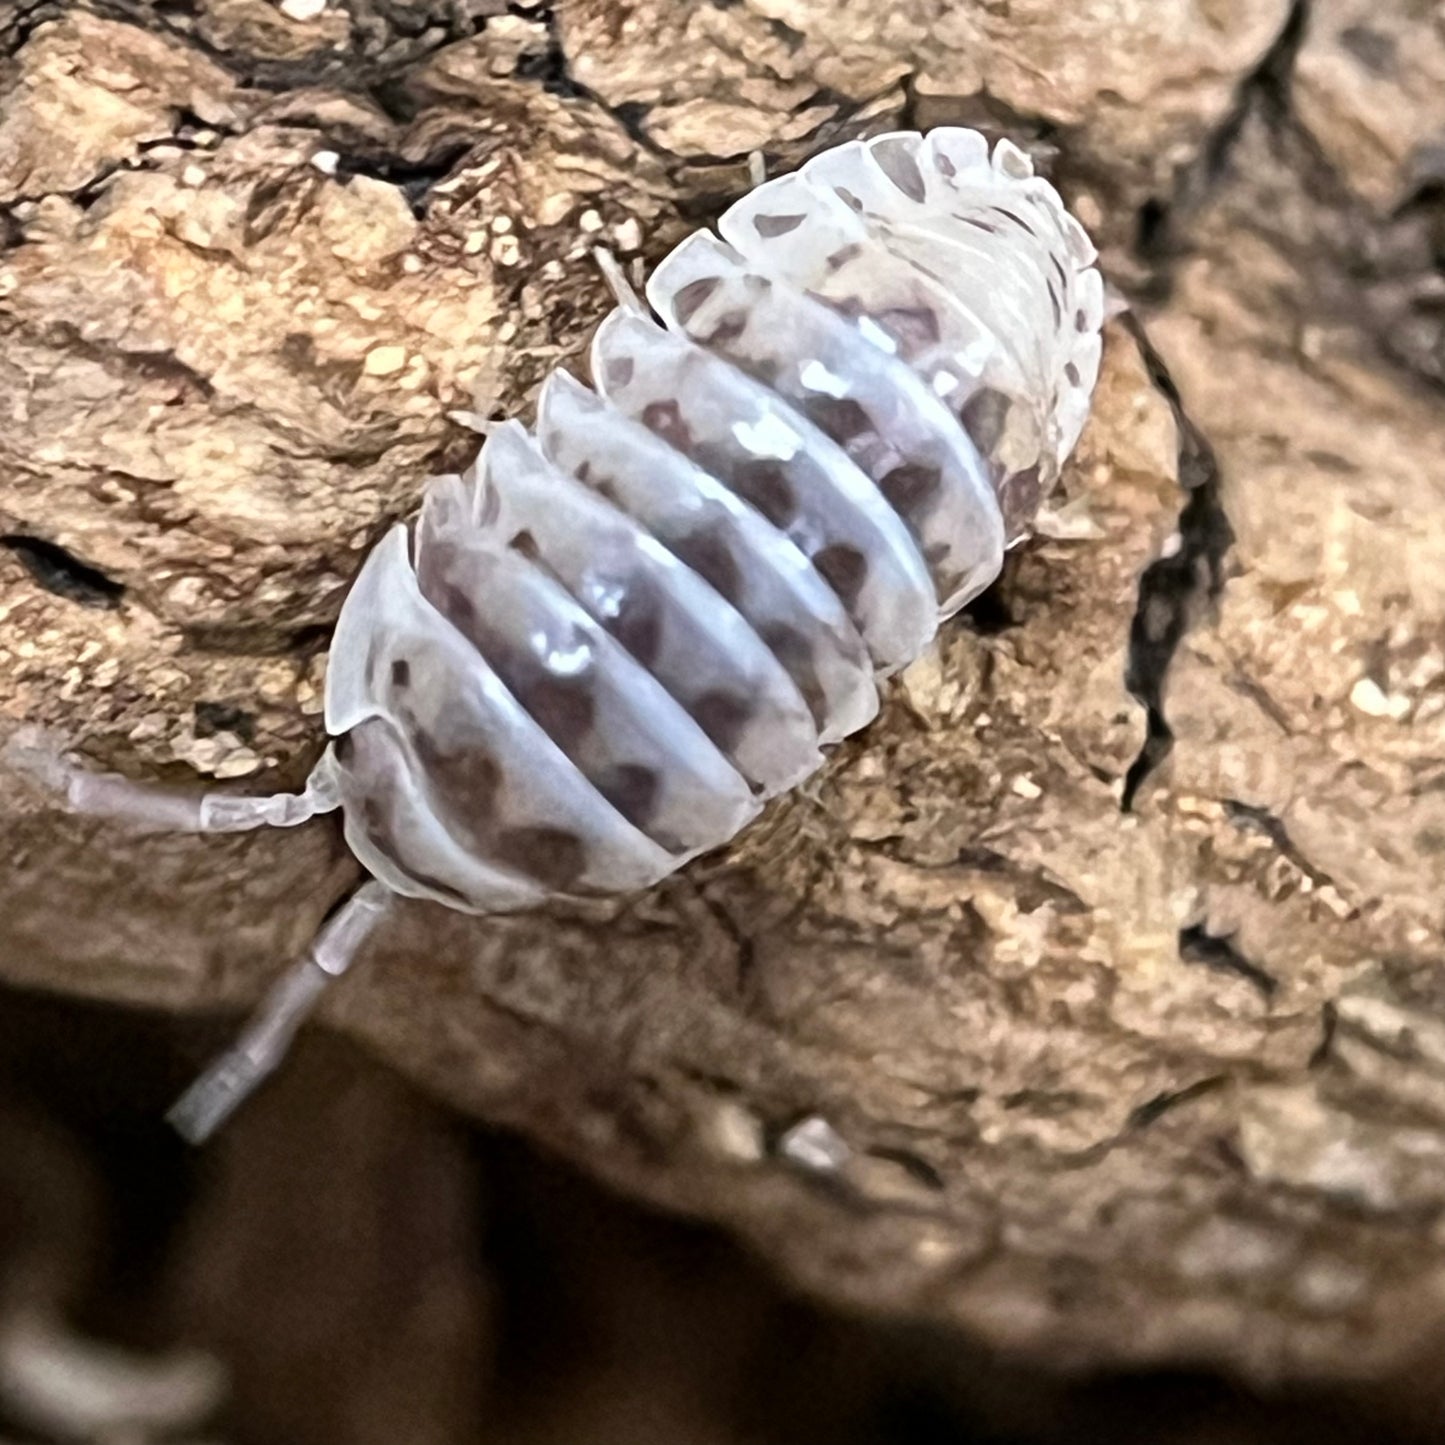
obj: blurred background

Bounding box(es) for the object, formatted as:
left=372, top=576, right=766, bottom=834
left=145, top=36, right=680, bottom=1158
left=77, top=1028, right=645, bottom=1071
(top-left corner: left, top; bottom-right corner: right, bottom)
left=1, top=984, right=1441, bottom=1445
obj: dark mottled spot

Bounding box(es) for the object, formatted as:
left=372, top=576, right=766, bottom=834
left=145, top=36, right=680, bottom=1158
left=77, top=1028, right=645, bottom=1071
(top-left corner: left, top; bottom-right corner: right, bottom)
left=605, top=354, right=635, bottom=389
left=812, top=543, right=868, bottom=607
left=672, top=275, right=721, bottom=324
left=1075, top=308, right=1090, bottom=333
left=879, top=463, right=942, bottom=520
left=958, top=387, right=1012, bottom=459
left=923, top=543, right=964, bottom=600
left=826, top=242, right=864, bottom=272
left=509, top=528, right=540, bottom=559
left=759, top=622, right=825, bottom=721
left=390, top=658, right=411, bottom=689
left=876, top=304, right=941, bottom=354
left=1064, top=361, right=1081, bottom=387
left=748, top=354, right=784, bottom=387
left=597, top=762, right=661, bottom=829
left=411, top=726, right=503, bottom=824
left=919, top=543, right=965, bottom=606
left=835, top=186, right=863, bottom=212
left=608, top=574, right=665, bottom=667
left=730, top=461, right=798, bottom=527
left=820, top=292, right=866, bottom=319
left=935, top=151, right=956, bottom=178
left=803, top=394, right=872, bottom=443
left=1340, top=24, right=1396, bottom=74
left=496, top=825, right=587, bottom=890
left=674, top=527, right=743, bottom=602
left=702, top=308, right=750, bottom=347
left=523, top=671, right=596, bottom=752
left=1001, top=466, right=1043, bottom=535
left=361, top=799, right=404, bottom=863
left=1047, top=282, right=1062, bottom=330
left=576, top=459, right=593, bottom=483
left=432, top=576, right=479, bottom=632
left=874, top=144, right=926, bottom=202
left=754, top=211, right=804, bottom=238
left=641, top=398, right=694, bottom=451
left=692, top=690, right=751, bottom=754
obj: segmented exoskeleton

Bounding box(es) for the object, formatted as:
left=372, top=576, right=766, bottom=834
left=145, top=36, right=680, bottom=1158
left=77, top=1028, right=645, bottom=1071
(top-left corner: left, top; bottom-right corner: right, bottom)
left=19, top=128, right=1104, bottom=1138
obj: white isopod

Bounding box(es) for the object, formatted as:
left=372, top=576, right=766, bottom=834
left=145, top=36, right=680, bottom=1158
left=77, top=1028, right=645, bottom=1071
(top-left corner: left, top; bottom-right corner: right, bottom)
left=17, top=128, right=1104, bottom=1139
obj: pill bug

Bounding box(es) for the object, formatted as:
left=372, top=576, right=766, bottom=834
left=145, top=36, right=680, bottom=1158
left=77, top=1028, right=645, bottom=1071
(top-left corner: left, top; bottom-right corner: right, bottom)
left=18, top=128, right=1103, bottom=1139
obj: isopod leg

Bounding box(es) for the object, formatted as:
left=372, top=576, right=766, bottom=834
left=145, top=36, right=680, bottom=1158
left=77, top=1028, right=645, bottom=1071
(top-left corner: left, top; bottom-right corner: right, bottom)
left=591, top=246, right=647, bottom=315
left=5, top=725, right=341, bottom=834
left=166, top=878, right=393, bottom=1144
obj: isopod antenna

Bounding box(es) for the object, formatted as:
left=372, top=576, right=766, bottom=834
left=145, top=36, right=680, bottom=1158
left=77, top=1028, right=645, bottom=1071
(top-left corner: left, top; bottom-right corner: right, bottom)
left=166, top=879, right=392, bottom=1144
left=6, top=724, right=343, bottom=834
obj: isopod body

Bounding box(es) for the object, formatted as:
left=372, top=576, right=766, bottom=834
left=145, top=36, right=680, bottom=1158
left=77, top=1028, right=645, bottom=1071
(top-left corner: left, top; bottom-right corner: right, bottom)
left=320, top=127, right=1104, bottom=914
left=17, top=127, right=1105, bottom=1139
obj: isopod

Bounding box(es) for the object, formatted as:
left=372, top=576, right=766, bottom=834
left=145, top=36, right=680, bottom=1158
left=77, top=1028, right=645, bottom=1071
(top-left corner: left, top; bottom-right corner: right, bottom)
left=15, top=128, right=1104, bottom=1139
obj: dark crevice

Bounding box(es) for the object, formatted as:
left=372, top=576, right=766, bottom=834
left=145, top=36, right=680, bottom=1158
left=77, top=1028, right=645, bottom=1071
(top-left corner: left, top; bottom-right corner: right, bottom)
left=0, top=0, right=60, bottom=57
left=1178, top=924, right=1278, bottom=999
left=1223, top=800, right=1348, bottom=900
left=959, top=575, right=1018, bottom=636
left=866, top=1147, right=945, bottom=1192
left=1128, top=1076, right=1227, bottom=1131
left=192, top=701, right=256, bottom=743
left=695, top=887, right=758, bottom=999
left=180, top=619, right=333, bottom=657
left=1198, top=0, right=1310, bottom=180
left=1134, top=0, right=1311, bottom=271
left=1309, top=1001, right=1339, bottom=1069
left=1, top=536, right=126, bottom=609
left=1119, top=313, right=1234, bottom=811
left=947, top=847, right=1089, bottom=915
left=507, top=4, right=585, bottom=99
left=332, top=139, right=477, bottom=216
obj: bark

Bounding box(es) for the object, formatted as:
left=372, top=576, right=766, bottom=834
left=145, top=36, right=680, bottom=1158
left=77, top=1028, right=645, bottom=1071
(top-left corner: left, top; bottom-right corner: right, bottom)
left=3, top=0, right=1445, bottom=1388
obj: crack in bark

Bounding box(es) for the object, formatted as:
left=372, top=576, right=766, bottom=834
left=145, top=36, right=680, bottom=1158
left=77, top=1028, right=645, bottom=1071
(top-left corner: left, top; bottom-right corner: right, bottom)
left=1127, top=1075, right=1228, bottom=1130
left=1110, top=13, right=1325, bottom=816
left=1118, top=313, right=1233, bottom=811
left=0, top=534, right=126, bottom=609
left=1178, top=924, right=1278, bottom=1000
left=1222, top=800, right=1350, bottom=904
left=1136, top=0, right=1312, bottom=276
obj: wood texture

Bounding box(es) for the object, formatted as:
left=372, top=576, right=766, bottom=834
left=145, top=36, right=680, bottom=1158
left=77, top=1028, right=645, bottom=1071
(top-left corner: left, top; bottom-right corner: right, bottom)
left=4, top=0, right=1445, bottom=1386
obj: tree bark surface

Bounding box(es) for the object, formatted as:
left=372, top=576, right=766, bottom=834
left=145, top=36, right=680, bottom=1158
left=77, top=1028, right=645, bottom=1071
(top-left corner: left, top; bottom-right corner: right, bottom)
left=4, top=0, right=1445, bottom=1385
